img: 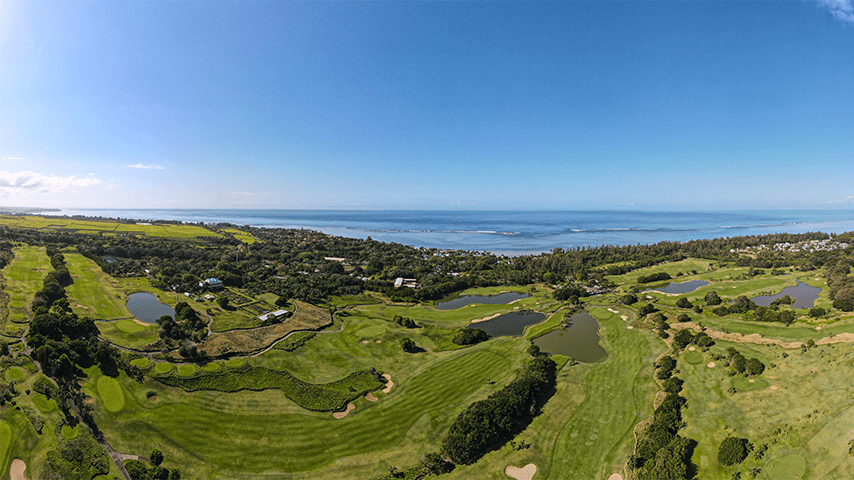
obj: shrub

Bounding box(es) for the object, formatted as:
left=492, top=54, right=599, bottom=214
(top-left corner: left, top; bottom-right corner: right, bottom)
left=675, top=297, right=692, bottom=309
left=718, top=436, right=748, bottom=466
left=705, top=291, right=722, bottom=306
left=452, top=328, right=488, bottom=346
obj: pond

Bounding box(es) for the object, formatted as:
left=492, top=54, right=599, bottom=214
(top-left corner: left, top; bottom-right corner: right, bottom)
left=751, top=281, right=821, bottom=309
left=644, top=280, right=710, bottom=294
left=467, top=311, right=546, bottom=337
left=126, top=292, right=175, bottom=323
left=435, top=291, right=529, bottom=310
left=532, top=311, right=608, bottom=363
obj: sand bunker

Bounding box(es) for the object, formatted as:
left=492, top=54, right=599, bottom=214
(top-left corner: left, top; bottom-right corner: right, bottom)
left=84, top=397, right=95, bottom=404
left=10, top=459, right=27, bottom=480
left=375, top=339, right=382, bottom=344
left=361, top=340, right=369, bottom=344
left=472, top=313, right=502, bottom=323
left=333, top=403, right=355, bottom=419
left=816, top=326, right=822, bottom=331
left=382, top=374, right=394, bottom=393
left=608, top=308, right=619, bottom=314
left=770, top=385, right=778, bottom=391
left=620, top=315, right=628, bottom=321
left=608, top=475, right=623, bottom=480
left=688, top=347, right=696, bottom=351
left=707, top=362, right=716, bottom=368
left=748, top=379, right=755, bottom=383
left=365, top=392, right=378, bottom=402
left=505, top=463, right=537, bottom=480
left=627, top=326, right=634, bottom=330
left=148, top=395, right=159, bottom=402
left=131, top=318, right=148, bottom=326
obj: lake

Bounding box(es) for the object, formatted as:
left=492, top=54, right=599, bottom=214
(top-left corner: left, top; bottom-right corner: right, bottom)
left=126, top=292, right=175, bottom=323
left=467, top=311, right=546, bottom=337
left=435, top=291, right=528, bottom=310
left=645, top=280, right=710, bottom=294
left=533, top=311, right=608, bottom=363
left=751, top=281, right=822, bottom=309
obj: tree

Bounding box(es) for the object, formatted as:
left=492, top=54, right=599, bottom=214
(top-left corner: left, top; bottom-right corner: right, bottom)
left=150, top=448, right=164, bottom=466
left=672, top=329, right=694, bottom=350
left=400, top=337, right=416, bottom=353
left=0, top=340, right=8, bottom=357
left=746, top=358, right=765, bottom=376
left=452, top=328, right=488, bottom=346
left=216, top=296, right=230, bottom=309
left=705, top=291, right=722, bottom=306
left=718, top=436, right=748, bottom=466
left=675, top=297, right=692, bottom=309
left=731, top=354, right=747, bottom=374
left=420, top=452, right=454, bottom=475
left=527, top=343, right=541, bottom=358
left=622, top=293, right=638, bottom=305
left=638, top=303, right=657, bottom=316
left=809, top=307, right=826, bottom=318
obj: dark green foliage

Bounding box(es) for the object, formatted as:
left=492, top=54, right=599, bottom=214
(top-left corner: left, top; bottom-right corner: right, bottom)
left=693, top=331, right=714, bottom=347
left=657, top=355, right=676, bottom=380
left=400, top=338, right=417, bottom=353
left=672, top=329, right=694, bottom=350
left=635, top=435, right=694, bottom=480
left=713, top=305, right=729, bottom=316
left=420, top=452, right=454, bottom=475
left=637, top=272, right=672, bottom=284
left=676, top=313, right=691, bottom=323
left=441, top=357, right=557, bottom=465
left=0, top=341, right=8, bottom=356
left=452, top=328, right=488, bottom=346
left=150, top=448, right=164, bottom=466
left=154, top=365, right=384, bottom=412
left=809, top=307, right=826, bottom=318
left=638, top=303, right=657, bottom=316
left=718, top=436, right=749, bottom=466
left=46, top=428, right=111, bottom=480
left=731, top=354, right=747, bottom=373
left=632, top=389, right=694, bottom=478
left=527, top=343, right=541, bottom=358
left=554, top=285, right=587, bottom=301
left=662, top=376, right=683, bottom=394
left=705, top=291, right=722, bottom=305
left=21, top=405, right=44, bottom=434
left=621, top=293, right=638, bottom=305
left=394, top=315, right=418, bottom=328
left=745, top=358, right=765, bottom=376
left=729, top=296, right=755, bottom=314
left=675, top=297, right=692, bottom=309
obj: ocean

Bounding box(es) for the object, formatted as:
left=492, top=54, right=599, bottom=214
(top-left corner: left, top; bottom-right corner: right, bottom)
left=43, top=209, right=854, bottom=255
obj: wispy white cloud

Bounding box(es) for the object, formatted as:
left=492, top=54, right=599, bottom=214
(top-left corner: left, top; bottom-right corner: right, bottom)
left=126, top=164, right=166, bottom=170
left=814, top=0, right=854, bottom=24
left=827, top=195, right=854, bottom=203
left=4, top=157, right=23, bottom=161
left=0, top=170, right=101, bottom=197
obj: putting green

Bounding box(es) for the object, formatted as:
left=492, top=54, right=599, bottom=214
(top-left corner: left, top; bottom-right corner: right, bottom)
left=155, top=363, right=174, bottom=374
left=226, top=358, right=245, bottom=368
left=32, top=393, right=57, bottom=413
left=97, top=376, right=125, bottom=412
left=684, top=351, right=703, bottom=365
left=61, top=423, right=82, bottom=440
left=116, top=320, right=145, bottom=334
left=4, top=366, right=25, bottom=382
left=355, top=325, right=386, bottom=337
left=765, top=453, right=806, bottom=480
left=731, top=377, right=769, bottom=392
left=177, top=364, right=198, bottom=376
left=130, top=358, right=150, bottom=368
left=201, top=362, right=221, bottom=372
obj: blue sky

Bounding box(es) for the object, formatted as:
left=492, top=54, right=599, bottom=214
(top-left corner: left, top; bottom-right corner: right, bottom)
left=1, top=0, right=853, bottom=210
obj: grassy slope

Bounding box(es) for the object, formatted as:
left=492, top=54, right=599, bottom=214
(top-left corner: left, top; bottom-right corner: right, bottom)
left=65, top=252, right=131, bottom=319
left=680, top=340, right=854, bottom=479
left=2, top=245, right=52, bottom=328
left=544, top=307, right=664, bottom=479
left=89, top=347, right=513, bottom=478
left=0, top=215, right=221, bottom=239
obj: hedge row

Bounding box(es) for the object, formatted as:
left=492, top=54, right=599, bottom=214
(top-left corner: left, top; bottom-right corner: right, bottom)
left=153, top=365, right=384, bottom=412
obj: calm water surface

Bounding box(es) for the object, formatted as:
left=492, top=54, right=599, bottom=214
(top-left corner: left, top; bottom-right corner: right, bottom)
left=645, top=280, right=710, bottom=294
left=467, top=311, right=546, bottom=337
left=436, top=292, right=528, bottom=310
left=533, top=312, right=608, bottom=363
left=126, top=292, right=175, bottom=323
left=751, top=281, right=822, bottom=309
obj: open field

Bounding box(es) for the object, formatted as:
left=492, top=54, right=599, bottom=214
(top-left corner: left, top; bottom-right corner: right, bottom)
left=1, top=245, right=52, bottom=328
left=64, top=253, right=131, bottom=319
left=0, top=215, right=222, bottom=239
left=220, top=228, right=257, bottom=244
left=98, top=319, right=160, bottom=350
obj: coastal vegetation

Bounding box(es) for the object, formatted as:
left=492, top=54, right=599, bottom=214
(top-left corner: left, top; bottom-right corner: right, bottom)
left=2, top=214, right=854, bottom=479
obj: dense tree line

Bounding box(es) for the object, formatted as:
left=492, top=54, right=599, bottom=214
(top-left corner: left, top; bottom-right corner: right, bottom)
left=441, top=356, right=557, bottom=465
